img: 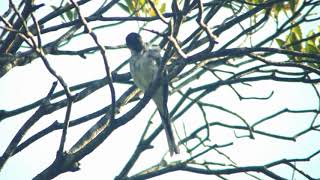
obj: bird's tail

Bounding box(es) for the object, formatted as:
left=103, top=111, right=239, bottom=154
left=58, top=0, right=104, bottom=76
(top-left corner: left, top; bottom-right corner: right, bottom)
left=154, top=90, right=180, bottom=156
left=159, top=110, right=180, bottom=156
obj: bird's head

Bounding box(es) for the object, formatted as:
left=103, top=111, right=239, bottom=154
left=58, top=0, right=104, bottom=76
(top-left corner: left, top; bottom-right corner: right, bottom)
left=126, top=33, right=144, bottom=54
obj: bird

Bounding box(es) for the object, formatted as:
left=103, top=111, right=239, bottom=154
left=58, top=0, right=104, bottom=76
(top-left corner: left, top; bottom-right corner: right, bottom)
left=126, top=32, right=180, bottom=156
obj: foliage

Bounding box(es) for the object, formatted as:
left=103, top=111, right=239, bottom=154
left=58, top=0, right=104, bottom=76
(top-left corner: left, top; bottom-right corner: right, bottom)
left=118, top=0, right=166, bottom=16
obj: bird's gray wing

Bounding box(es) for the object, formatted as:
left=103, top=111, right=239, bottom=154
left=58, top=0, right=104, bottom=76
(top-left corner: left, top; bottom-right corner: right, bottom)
left=147, top=46, right=162, bottom=66
left=162, top=68, right=168, bottom=112
left=148, top=46, right=168, bottom=107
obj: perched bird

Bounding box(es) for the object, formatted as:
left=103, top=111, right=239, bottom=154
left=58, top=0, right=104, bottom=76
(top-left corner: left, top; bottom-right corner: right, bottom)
left=126, top=32, right=180, bottom=156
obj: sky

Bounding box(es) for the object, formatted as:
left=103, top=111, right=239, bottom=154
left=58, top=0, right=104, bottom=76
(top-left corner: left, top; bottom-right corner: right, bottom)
left=1, top=0, right=320, bottom=180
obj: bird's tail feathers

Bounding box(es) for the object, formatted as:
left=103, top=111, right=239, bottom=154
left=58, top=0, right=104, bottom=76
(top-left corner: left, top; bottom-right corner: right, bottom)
left=158, top=106, right=180, bottom=156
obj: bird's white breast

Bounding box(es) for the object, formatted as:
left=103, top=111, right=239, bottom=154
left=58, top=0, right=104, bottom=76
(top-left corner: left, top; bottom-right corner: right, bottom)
left=130, top=51, right=159, bottom=91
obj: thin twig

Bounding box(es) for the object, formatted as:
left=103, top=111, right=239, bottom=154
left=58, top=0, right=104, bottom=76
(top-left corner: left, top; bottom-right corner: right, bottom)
left=29, top=13, right=74, bottom=155
left=69, top=0, right=116, bottom=122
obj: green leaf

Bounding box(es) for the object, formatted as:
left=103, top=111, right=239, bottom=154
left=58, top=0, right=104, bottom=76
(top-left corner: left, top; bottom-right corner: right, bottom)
left=124, top=0, right=131, bottom=5
left=273, top=3, right=283, bottom=17
left=139, top=0, right=146, bottom=5
left=304, top=43, right=319, bottom=67
left=125, top=0, right=134, bottom=13
left=307, top=30, right=315, bottom=37
left=63, top=2, right=75, bottom=21
left=66, top=10, right=73, bottom=21
left=275, top=38, right=285, bottom=48
left=294, top=56, right=302, bottom=62
left=288, top=33, right=301, bottom=51
left=50, top=5, right=67, bottom=22
left=72, top=9, right=78, bottom=21
left=306, top=31, right=316, bottom=47
left=118, top=2, right=130, bottom=13
left=159, top=3, right=166, bottom=13
left=305, top=44, right=318, bottom=53
left=289, top=0, right=295, bottom=12
left=50, top=5, right=58, bottom=11
left=292, top=25, right=302, bottom=39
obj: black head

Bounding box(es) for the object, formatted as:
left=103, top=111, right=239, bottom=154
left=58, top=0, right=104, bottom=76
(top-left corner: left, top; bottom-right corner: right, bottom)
left=126, top=33, right=144, bottom=53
